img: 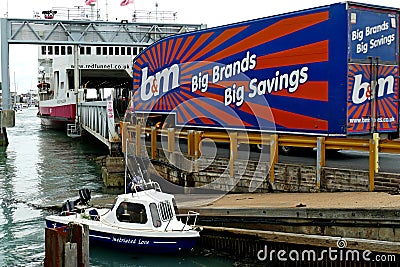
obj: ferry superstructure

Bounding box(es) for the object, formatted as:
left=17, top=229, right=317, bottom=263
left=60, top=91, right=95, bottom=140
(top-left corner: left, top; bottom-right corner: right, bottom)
left=37, top=44, right=143, bottom=128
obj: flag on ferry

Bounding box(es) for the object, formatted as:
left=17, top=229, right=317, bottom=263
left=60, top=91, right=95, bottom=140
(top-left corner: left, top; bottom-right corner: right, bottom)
left=85, top=0, right=96, bottom=5
left=120, top=0, right=134, bottom=6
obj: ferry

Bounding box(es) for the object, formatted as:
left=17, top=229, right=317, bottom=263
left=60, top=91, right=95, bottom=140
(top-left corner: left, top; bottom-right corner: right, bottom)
left=36, top=6, right=145, bottom=129
left=37, top=44, right=141, bottom=128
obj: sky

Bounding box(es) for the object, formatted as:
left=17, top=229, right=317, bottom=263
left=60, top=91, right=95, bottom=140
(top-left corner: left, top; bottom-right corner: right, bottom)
left=1, top=0, right=399, bottom=93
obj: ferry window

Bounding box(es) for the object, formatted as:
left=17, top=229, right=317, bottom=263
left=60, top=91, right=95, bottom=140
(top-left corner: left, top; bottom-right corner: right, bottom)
left=67, top=46, right=72, bottom=55
left=61, top=46, right=66, bottom=55
left=80, top=46, right=85, bottom=55
left=116, top=202, right=147, bottom=224
left=150, top=203, right=161, bottom=228
left=158, top=201, right=173, bottom=222
left=109, top=47, right=113, bottom=55
left=48, top=46, right=53, bottom=55
left=127, top=47, right=132, bottom=55
left=132, top=47, right=137, bottom=55
left=115, top=47, right=120, bottom=55
left=121, top=47, right=126, bottom=55
left=86, top=47, right=91, bottom=55
left=96, top=47, right=101, bottom=55
left=55, top=46, right=60, bottom=55
left=102, top=47, right=107, bottom=55
left=41, top=46, right=47, bottom=55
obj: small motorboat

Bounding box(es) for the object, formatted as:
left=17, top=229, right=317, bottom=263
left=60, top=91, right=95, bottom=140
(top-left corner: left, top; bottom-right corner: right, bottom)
left=46, top=154, right=201, bottom=253
left=46, top=184, right=201, bottom=253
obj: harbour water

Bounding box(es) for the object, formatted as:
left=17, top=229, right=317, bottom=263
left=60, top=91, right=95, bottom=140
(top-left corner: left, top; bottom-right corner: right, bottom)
left=0, top=108, right=235, bottom=266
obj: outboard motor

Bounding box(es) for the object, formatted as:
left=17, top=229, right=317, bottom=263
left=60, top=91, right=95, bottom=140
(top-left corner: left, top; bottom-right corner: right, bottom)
left=78, top=188, right=91, bottom=205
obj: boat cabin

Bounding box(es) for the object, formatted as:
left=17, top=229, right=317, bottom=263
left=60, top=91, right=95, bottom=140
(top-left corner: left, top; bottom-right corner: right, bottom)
left=105, top=188, right=181, bottom=230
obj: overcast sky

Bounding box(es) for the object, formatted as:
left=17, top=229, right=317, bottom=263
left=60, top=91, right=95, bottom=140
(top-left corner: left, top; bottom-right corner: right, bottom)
left=2, top=0, right=399, bottom=93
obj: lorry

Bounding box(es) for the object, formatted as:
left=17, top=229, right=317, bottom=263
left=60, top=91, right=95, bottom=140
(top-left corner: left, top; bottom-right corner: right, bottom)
left=132, top=2, right=399, bottom=142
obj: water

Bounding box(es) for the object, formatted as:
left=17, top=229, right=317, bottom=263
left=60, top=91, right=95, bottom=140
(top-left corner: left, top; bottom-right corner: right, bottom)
left=0, top=108, right=235, bottom=267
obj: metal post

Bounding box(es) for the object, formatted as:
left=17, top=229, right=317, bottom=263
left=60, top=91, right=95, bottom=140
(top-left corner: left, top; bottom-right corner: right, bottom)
left=74, top=45, right=80, bottom=124
left=316, top=137, right=326, bottom=188
left=229, top=132, right=238, bottom=177
left=151, top=126, right=157, bottom=159
left=167, top=128, right=175, bottom=152
left=194, top=131, right=201, bottom=159
left=187, top=130, right=194, bottom=157
left=135, top=124, right=141, bottom=156
left=369, top=133, right=379, bottom=191
left=269, top=134, right=278, bottom=183
left=1, top=19, right=10, bottom=110
left=121, top=122, right=128, bottom=153
left=194, top=131, right=201, bottom=173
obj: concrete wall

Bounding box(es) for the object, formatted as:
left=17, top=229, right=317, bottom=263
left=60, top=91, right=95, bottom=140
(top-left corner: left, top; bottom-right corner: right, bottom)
left=148, top=150, right=399, bottom=193
left=375, top=173, right=400, bottom=192
left=102, top=145, right=399, bottom=192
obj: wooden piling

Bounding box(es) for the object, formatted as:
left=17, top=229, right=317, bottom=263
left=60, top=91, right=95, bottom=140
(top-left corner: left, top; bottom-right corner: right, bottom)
left=0, top=127, right=8, bottom=146
left=45, top=223, right=89, bottom=267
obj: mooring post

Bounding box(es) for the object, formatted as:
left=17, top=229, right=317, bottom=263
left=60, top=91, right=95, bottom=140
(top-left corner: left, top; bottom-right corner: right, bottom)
left=45, top=223, right=89, bottom=267
left=81, top=224, right=90, bottom=266
left=0, top=127, right=8, bottom=146
left=64, top=243, right=78, bottom=267
left=0, top=109, right=15, bottom=146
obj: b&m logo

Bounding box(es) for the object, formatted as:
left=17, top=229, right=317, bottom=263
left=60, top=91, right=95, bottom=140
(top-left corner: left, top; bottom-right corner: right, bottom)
left=348, top=64, right=398, bottom=133
left=140, top=64, right=180, bottom=101
left=351, top=72, right=395, bottom=104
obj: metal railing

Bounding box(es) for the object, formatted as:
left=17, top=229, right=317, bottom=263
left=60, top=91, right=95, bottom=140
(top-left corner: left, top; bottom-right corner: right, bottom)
left=122, top=122, right=400, bottom=191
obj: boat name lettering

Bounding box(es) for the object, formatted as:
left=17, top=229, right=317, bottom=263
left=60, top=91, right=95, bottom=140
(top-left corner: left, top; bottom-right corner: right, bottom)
left=70, top=64, right=130, bottom=70
left=57, top=99, right=67, bottom=104
left=138, top=239, right=149, bottom=245
left=112, top=237, right=149, bottom=245
left=112, top=237, right=137, bottom=244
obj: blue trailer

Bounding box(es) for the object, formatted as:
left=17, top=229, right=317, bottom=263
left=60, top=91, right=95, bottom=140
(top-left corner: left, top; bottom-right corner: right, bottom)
left=132, top=2, right=399, bottom=137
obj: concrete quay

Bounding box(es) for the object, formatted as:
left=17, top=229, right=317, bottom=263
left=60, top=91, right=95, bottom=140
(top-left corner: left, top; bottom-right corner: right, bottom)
left=91, top=191, right=400, bottom=256
left=176, top=192, right=400, bottom=256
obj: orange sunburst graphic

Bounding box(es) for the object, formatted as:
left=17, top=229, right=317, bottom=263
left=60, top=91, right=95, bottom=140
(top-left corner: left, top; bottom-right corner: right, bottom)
left=132, top=6, right=345, bottom=134
left=347, top=63, right=398, bottom=134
